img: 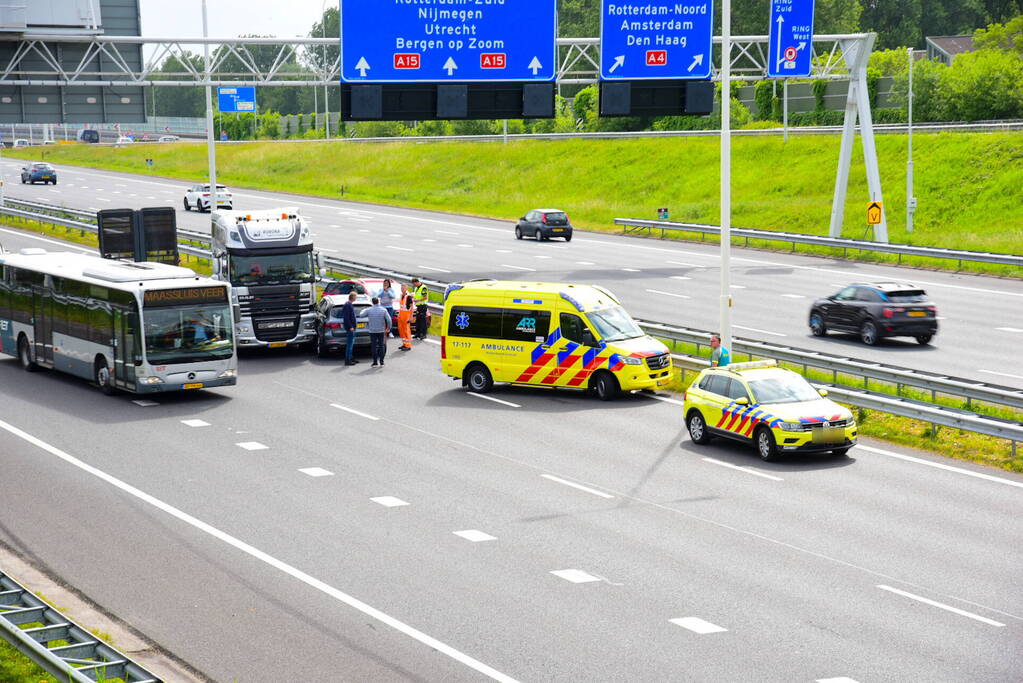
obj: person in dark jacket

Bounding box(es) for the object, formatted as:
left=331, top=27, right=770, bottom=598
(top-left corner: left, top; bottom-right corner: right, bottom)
left=342, top=292, right=359, bottom=366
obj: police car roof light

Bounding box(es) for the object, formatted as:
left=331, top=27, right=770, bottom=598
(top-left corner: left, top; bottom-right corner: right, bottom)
left=726, top=360, right=778, bottom=372
left=560, top=291, right=585, bottom=312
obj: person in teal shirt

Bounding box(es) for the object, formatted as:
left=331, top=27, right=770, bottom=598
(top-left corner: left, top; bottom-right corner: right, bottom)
left=710, top=333, right=731, bottom=367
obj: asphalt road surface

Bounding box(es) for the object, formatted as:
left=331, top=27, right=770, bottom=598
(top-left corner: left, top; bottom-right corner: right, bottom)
left=4, top=158, right=1022, bottom=389
left=0, top=314, right=1021, bottom=681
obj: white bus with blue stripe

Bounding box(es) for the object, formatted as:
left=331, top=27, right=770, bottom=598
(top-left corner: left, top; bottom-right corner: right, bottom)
left=0, top=249, right=237, bottom=394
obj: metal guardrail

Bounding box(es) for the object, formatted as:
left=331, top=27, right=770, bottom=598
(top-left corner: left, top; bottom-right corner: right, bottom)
left=614, top=218, right=1023, bottom=268
left=2, top=205, right=1020, bottom=443
left=0, top=569, right=161, bottom=682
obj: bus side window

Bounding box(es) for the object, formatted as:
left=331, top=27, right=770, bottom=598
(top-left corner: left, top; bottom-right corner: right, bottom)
left=0, top=265, right=9, bottom=320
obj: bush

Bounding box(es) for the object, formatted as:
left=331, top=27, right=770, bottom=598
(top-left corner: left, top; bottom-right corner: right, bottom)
left=873, top=108, right=908, bottom=124
left=412, top=120, right=453, bottom=136
left=451, top=119, right=495, bottom=135
left=939, top=49, right=1023, bottom=121
left=354, top=120, right=408, bottom=137
left=753, top=81, right=778, bottom=121
left=652, top=115, right=714, bottom=131
left=573, top=85, right=598, bottom=124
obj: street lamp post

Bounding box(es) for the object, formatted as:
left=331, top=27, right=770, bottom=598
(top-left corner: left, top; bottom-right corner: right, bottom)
left=906, top=47, right=915, bottom=234
left=321, top=0, right=331, bottom=139
left=719, top=0, right=733, bottom=350
left=202, top=0, right=217, bottom=219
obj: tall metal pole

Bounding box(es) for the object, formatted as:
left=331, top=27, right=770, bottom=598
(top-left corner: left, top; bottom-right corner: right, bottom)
left=719, top=0, right=733, bottom=350
left=906, top=46, right=915, bottom=234
left=783, top=79, right=789, bottom=144
left=322, top=0, right=330, bottom=140
left=202, top=0, right=217, bottom=214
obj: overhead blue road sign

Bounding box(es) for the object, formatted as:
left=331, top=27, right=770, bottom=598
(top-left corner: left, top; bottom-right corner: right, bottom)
left=217, top=86, right=256, bottom=113
left=768, top=0, right=815, bottom=78
left=600, top=0, right=715, bottom=80
left=339, top=0, right=557, bottom=83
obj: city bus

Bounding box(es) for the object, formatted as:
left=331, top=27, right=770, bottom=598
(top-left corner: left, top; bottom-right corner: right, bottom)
left=0, top=249, right=237, bottom=394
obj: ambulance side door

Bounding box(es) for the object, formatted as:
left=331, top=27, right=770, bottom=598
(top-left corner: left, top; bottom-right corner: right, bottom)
left=502, top=304, right=551, bottom=383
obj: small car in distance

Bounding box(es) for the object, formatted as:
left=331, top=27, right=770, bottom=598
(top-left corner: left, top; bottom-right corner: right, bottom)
left=78, top=129, right=100, bottom=144
left=158, top=135, right=180, bottom=143
left=683, top=360, right=857, bottom=461
left=313, top=293, right=372, bottom=357
left=20, top=163, right=57, bottom=185
left=115, top=135, right=134, bottom=145
left=12, top=139, right=30, bottom=149
left=515, top=209, right=573, bottom=242
left=183, top=183, right=233, bottom=212
left=808, top=282, right=938, bottom=346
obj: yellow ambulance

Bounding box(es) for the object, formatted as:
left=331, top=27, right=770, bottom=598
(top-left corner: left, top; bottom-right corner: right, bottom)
left=440, top=280, right=672, bottom=400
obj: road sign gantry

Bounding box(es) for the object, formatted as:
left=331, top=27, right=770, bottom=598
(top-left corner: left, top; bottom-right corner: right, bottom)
left=599, top=0, right=715, bottom=80
left=339, top=0, right=558, bottom=83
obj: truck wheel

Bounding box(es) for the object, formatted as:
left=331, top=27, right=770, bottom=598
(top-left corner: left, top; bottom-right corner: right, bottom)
left=464, top=363, right=493, bottom=393
left=17, top=336, right=37, bottom=372
left=591, top=371, right=620, bottom=401
left=95, top=356, right=115, bottom=395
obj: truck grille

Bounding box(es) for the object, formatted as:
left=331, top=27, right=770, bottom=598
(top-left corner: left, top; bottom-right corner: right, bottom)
left=646, top=353, right=670, bottom=370
left=254, top=317, right=300, bottom=342
left=238, top=287, right=306, bottom=319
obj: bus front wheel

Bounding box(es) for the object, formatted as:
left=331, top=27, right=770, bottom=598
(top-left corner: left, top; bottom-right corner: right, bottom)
left=95, top=357, right=115, bottom=395
left=17, top=336, right=37, bottom=372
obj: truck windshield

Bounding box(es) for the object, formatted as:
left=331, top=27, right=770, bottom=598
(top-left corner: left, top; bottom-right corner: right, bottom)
left=229, top=252, right=313, bottom=286
left=144, top=304, right=234, bottom=365
left=586, top=306, right=644, bottom=343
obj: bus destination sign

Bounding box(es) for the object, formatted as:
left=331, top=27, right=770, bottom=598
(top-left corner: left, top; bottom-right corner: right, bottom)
left=144, top=287, right=229, bottom=307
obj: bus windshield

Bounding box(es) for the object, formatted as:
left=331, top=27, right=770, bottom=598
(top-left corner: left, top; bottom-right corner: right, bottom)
left=229, top=252, right=313, bottom=286
left=586, top=306, right=644, bottom=343
left=144, top=303, right=234, bottom=365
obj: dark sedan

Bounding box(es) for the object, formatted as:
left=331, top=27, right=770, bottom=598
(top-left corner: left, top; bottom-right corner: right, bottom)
left=314, top=294, right=374, bottom=357
left=809, top=282, right=938, bottom=346
left=514, top=209, right=573, bottom=242
left=20, top=163, right=57, bottom=185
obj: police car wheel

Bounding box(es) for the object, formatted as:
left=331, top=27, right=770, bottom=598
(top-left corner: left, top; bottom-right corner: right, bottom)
left=465, top=364, right=493, bottom=393
left=591, top=372, right=619, bottom=401
left=755, top=427, right=778, bottom=461
left=809, top=312, right=827, bottom=337
left=860, top=320, right=879, bottom=345
left=687, top=411, right=711, bottom=444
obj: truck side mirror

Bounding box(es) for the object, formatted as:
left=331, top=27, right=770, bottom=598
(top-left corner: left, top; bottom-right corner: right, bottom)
left=318, top=267, right=327, bottom=277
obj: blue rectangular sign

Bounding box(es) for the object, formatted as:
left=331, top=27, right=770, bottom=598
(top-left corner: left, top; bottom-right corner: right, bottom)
left=600, top=0, right=714, bottom=80
left=217, top=86, right=256, bottom=113
left=339, top=0, right=558, bottom=83
left=768, top=0, right=815, bottom=78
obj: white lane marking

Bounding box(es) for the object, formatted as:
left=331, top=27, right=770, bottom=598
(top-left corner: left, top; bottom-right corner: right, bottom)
left=646, top=289, right=690, bottom=299
left=115, top=183, right=127, bottom=187
left=782, top=294, right=806, bottom=299
left=501, top=264, right=536, bottom=272
left=647, top=394, right=685, bottom=406
left=856, top=445, right=1023, bottom=490
left=817, top=678, right=862, bottom=683
left=111, top=190, right=120, bottom=194
left=96, top=197, right=111, bottom=202
left=535, top=255, right=552, bottom=259
left=299, top=467, right=334, bottom=478
left=329, top=224, right=341, bottom=228
left=733, top=324, right=786, bottom=337
left=576, top=261, right=595, bottom=265
left=236, top=442, right=268, bottom=451
left=0, top=227, right=93, bottom=252
left=622, top=268, right=640, bottom=272
left=667, top=260, right=702, bottom=267
left=457, top=243, right=473, bottom=248
left=669, top=617, right=728, bottom=634
left=349, top=217, right=371, bottom=222
left=319, top=247, right=339, bottom=253
left=670, top=276, right=691, bottom=280
left=132, top=400, right=159, bottom=407
left=422, top=338, right=441, bottom=345
left=387, top=245, right=414, bottom=252
left=147, top=196, right=157, bottom=200
left=371, top=496, right=409, bottom=508
left=89, top=207, right=100, bottom=211
left=550, top=569, right=601, bottom=584
left=978, top=369, right=1023, bottom=381
left=453, top=530, right=497, bottom=543
left=996, top=327, right=1023, bottom=333
left=467, top=392, right=521, bottom=408
left=730, top=284, right=747, bottom=289
left=541, top=474, right=615, bottom=499
left=180, top=419, right=210, bottom=428
left=330, top=403, right=380, bottom=421
left=495, top=249, right=512, bottom=253
left=422, top=238, right=436, bottom=243
left=702, top=458, right=784, bottom=482
left=435, top=229, right=459, bottom=235
left=359, top=229, right=369, bottom=233
left=418, top=265, right=452, bottom=273
left=0, top=418, right=517, bottom=683
left=389, top=233, right=403, bottom=237
left=877, top=585, right=1005, bottom=627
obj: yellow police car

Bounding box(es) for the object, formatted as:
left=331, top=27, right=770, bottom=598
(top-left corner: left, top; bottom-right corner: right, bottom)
left=683, top=360, right=857, bottom=461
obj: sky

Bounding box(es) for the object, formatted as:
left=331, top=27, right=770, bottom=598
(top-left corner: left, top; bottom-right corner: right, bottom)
left=139, top=0, right=330, bottom=39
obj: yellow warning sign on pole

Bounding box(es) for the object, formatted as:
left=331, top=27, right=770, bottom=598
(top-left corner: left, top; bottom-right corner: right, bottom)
left=867, top=201, right=883, bottom=226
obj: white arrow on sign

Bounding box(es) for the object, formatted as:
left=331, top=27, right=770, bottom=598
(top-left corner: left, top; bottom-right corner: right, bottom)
left=528, top=56, right=543, bottom=75
left=774, top=14, right=785, bottom=67
left=687, top=53, right=704, bottom=72
left=355, top=57, right=370, bottom=77
left=443, top=57, right=458, bottom=76
left=609, top=55, right=625, bottom=73
left=797, top=41, right=807, bottom=51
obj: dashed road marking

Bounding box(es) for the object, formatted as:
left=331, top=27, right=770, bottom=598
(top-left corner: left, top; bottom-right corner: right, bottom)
left=782, top=294, right=806, bottom=299
left=371, top=496, right=409, bottom=508
left=419, top=265, right=451, bottom=273
left=299, top=467, right=334, bottom=478
left=646, top=289, right=689, bottom=299
left=453, top=530, right=497, bottom=543
left=435, top=229, right=459, bottom=235
left=877, top=585, right=1005, bottom=627
left=702, top=457, right=783, bottom=482
left=181, top=419, right=210, bottom=428
left=621, top=268, right=640, bottom=272
left=236, top=442, right=269, bottom=451
left=670, top=276, right=691, bottom=280
left=541, top=474, right=614, bottom=499
left=330, top=403, right=380, bottom=421
left=647, top=394, right=685, bottom=406
left=979, top=369, right=1023, bottom=381
left=502, top=264, right=536, bottom=271
left=996, top=327, right=1023, bottom=333
left=733, top=324, right=786, bottom=337
left=467, top=392, right=520, bottom=408
left=817, top=678, right=862, bottom=683
left=387, top=245, right=414, bottom=252
left=550, top=569, right=601, bottom=584
left=669, top=617, right=728, bottom=634
left=576, top=261, right=594, bottom=265
left=667, top=260, right=702, bottom=267
left=857, top=445, right=1023, bottom=490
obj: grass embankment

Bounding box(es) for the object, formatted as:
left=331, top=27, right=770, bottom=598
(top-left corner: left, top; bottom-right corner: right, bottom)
left=12, top=132, right=1023, bottom=276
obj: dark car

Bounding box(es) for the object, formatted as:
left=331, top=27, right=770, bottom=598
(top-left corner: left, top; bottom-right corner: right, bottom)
left=314, top=294, right=374, bottom=357
left=515, top=209, right=573, bottom=242
left=809, top=282, right=938, bottom=346
left=321, top=278, right=367, bottom=299
left=20, top=163, right=57, bottom=185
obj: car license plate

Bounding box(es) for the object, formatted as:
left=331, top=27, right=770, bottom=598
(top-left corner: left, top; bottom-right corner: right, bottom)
left=908, top=311, right=926, bottom=317
left=553, top=229, right=563, bottom=232
left=812, top=426, right=844, bottom=444
left=183, top=382, right=204, bottom=390
left=357, top=323, right=366, bottom=329
left=268, top=342, right=287, bottom=348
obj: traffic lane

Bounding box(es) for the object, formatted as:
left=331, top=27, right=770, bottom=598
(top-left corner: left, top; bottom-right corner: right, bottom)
left=3, top=349, right=1018, bottom=678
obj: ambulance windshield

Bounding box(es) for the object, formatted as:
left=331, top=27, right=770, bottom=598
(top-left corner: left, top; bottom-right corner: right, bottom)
left=587, top=306, right=644, bottom=343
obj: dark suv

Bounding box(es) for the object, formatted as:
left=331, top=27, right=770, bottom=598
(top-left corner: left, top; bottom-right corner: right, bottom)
left=809, top=283, right=938, bottom=346
left=515, top=209, right=573, bottom=242
left=20, top=163, right=57, bottom=185
left=314, top=294, right=373, bottom=357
